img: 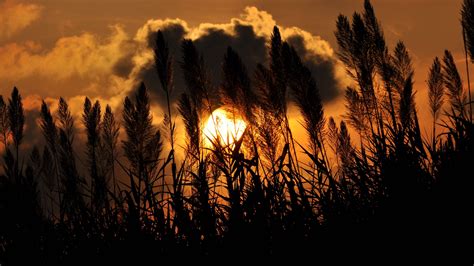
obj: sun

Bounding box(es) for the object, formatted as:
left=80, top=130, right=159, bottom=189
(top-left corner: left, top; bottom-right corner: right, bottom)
left=203, top=107, right=247, bottom=147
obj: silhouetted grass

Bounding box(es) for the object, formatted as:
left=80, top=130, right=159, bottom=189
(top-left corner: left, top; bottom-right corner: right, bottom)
left=0, top=0, right=473, bottom=262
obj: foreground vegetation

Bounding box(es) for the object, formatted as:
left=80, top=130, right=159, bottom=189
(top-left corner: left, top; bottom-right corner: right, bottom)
left=1, top=0, right=473, bottom=262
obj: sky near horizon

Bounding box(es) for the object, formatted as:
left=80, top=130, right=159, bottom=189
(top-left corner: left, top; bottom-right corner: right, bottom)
left=0, top=0, right=468, bottom=150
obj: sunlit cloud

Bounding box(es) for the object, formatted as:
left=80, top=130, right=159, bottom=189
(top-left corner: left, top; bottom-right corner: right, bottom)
left=0, top=0, right=42, bottom=40
left=0, top=25, right=129, bottom=80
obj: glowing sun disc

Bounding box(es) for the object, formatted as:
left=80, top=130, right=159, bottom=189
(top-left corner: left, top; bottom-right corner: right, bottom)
left=203, top=108, right=247, bottom=147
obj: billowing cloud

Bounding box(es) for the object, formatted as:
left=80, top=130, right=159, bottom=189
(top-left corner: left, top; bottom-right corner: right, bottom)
left=121, top=6, right=348, bottom=109
left=0, top=26, right=128, bottom=80
left=0, top=25, right=133, bottom=99
left=1, top=6, right=349, bottom=131
left=0, top=0, right=42, bottom=39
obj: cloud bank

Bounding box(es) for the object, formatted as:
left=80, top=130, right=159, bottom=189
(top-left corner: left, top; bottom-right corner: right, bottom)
left=1, top=6, right=348, bottom=112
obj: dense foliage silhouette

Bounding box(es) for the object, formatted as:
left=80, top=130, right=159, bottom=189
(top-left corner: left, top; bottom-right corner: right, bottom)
left=0, top=0, right=472, bottom=263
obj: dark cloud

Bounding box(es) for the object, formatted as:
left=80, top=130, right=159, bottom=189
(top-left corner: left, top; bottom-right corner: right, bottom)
left=129, top=22, right=267, bottom=110
left=128, top=23, right=188, bottom=108
left=122, top=11, right=344, bottom=111
left=112, top=54, right=135, bottom=78
left=194, top=24, right=267, bottom=84
left=287, top=34, right=340, bottom=101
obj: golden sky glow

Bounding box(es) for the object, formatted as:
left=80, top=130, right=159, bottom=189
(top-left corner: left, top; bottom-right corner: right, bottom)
left=0, top=0, right=466, bottom=100
left=0, top=0, right=469, bottom=150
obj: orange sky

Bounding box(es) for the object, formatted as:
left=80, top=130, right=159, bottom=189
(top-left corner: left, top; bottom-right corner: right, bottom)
left=0, top=0, right=469, bottom=146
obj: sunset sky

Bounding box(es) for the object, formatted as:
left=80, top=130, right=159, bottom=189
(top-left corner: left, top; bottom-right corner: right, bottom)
left=0, top=0, right=468, bottom=148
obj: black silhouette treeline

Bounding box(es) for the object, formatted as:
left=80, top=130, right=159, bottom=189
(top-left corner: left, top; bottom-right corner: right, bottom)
left=0, top=0, right=473, bottom=262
